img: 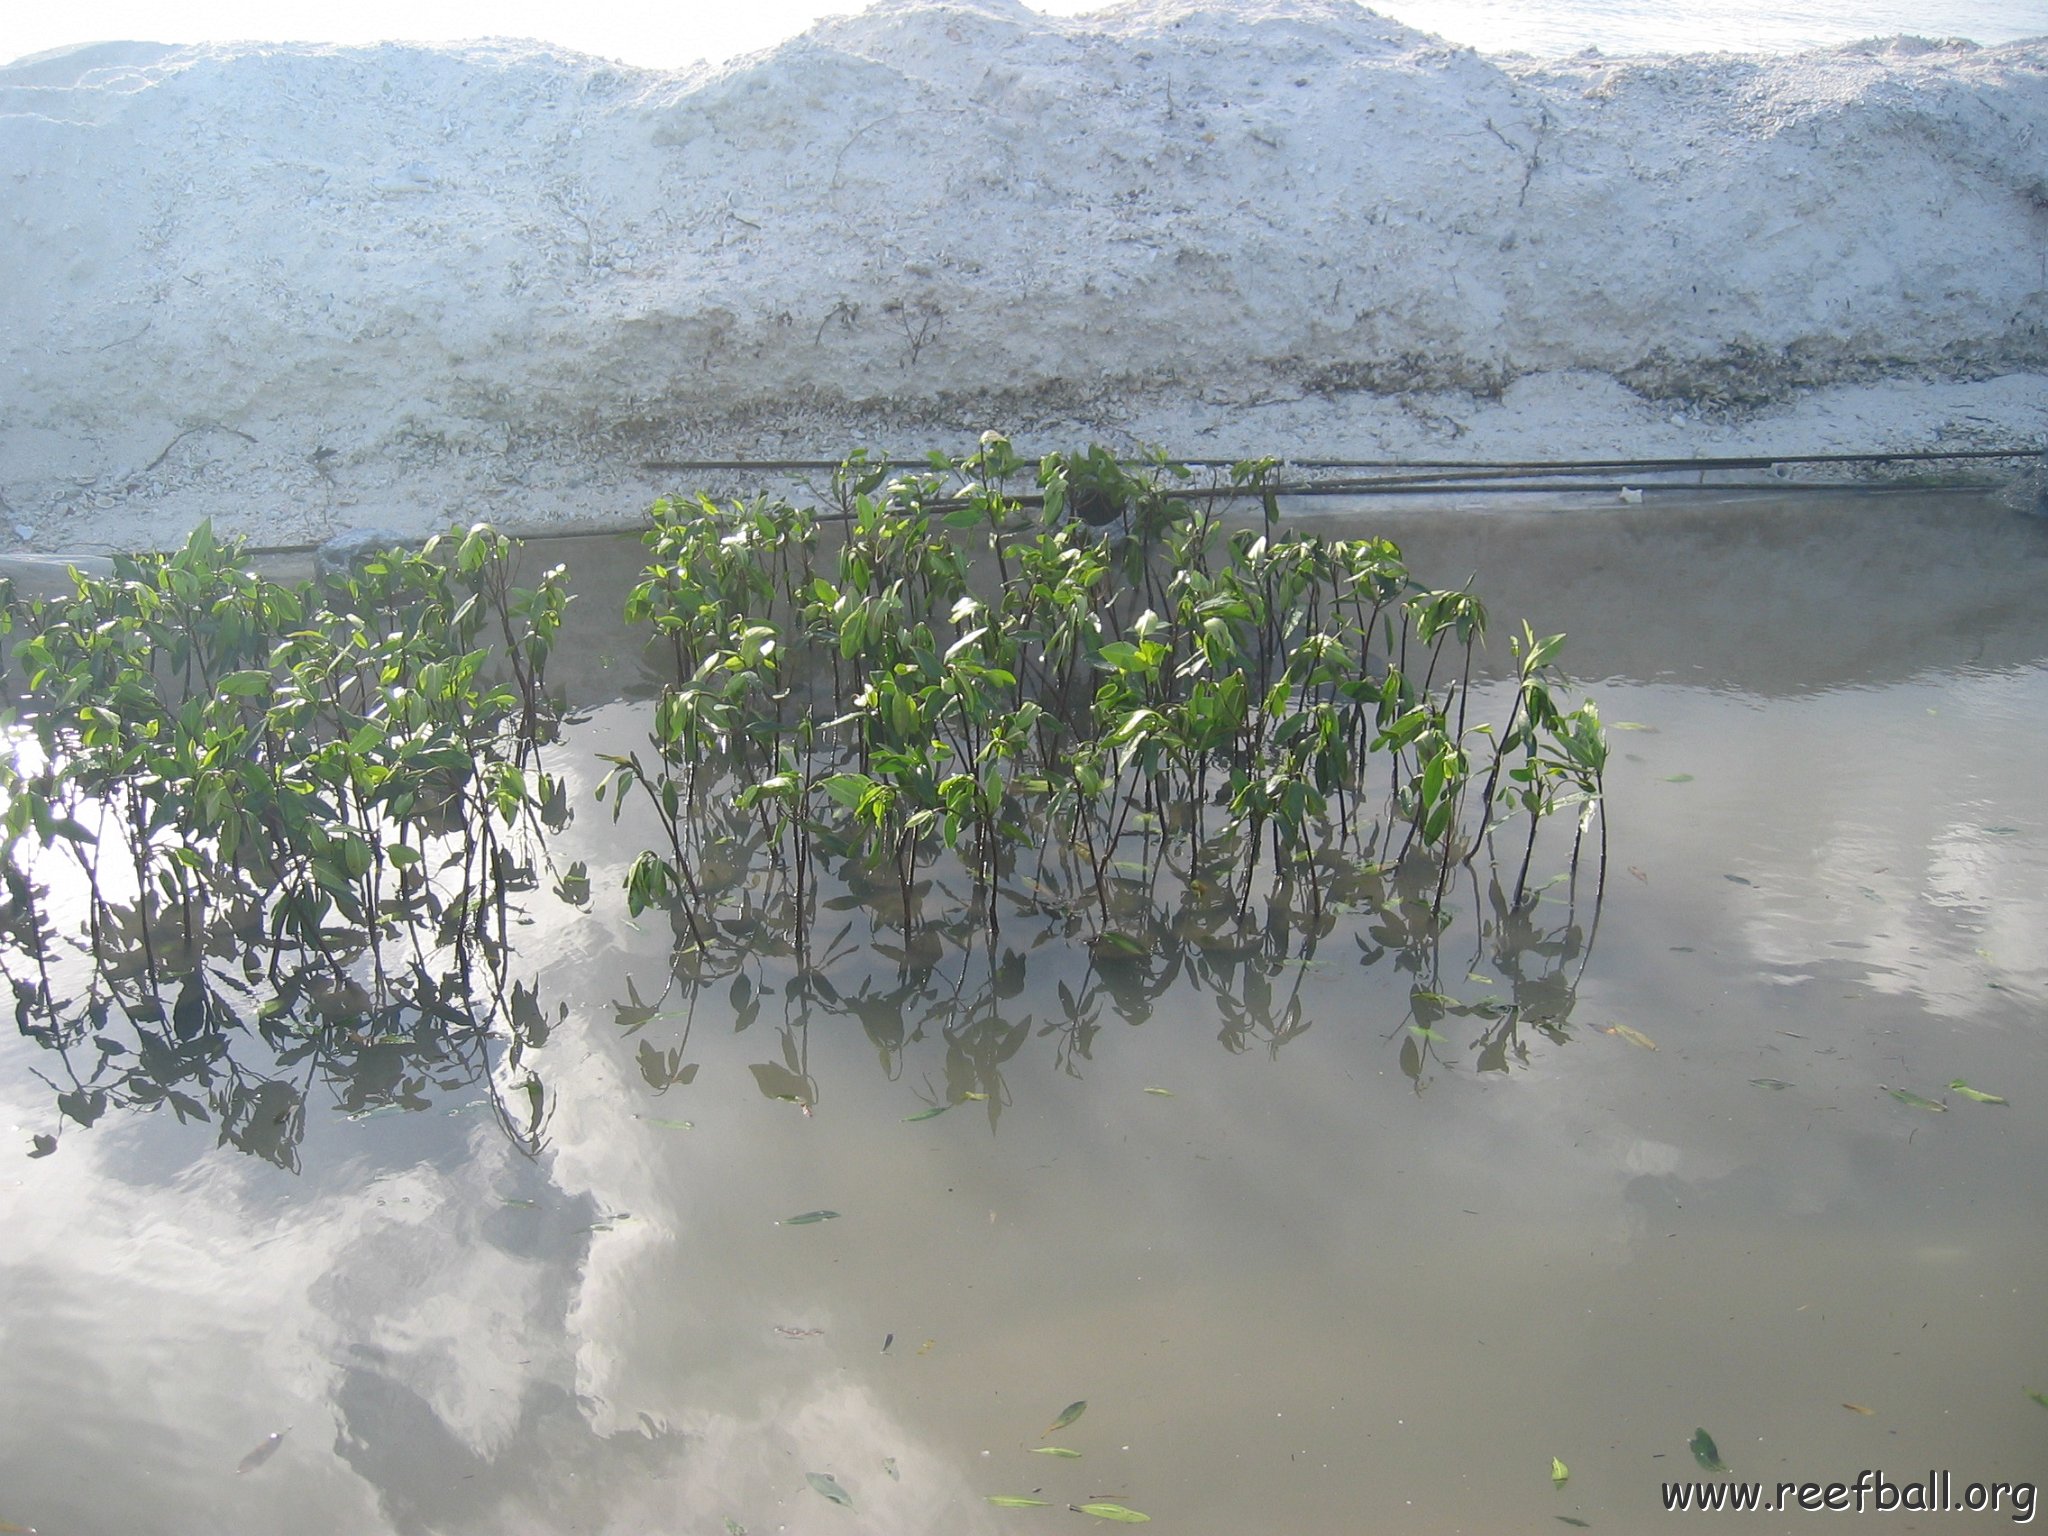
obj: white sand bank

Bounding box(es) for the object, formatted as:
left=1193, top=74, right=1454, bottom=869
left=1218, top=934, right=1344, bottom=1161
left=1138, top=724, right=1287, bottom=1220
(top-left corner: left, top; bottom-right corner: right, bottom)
left=2, top=0, right=2044, bottom=552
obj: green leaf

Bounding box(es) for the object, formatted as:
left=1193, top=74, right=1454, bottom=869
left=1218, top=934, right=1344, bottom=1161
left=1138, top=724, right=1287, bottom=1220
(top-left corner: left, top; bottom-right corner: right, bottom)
left=1883, top=1087, right=1947, bottom=1112
left=986, top=1495, right=1052, bottom=1508
left=1408, top=1025, right=1448, bottom=1044
left=2028, top=1391, right=2048, bottom=1411
left=1042, top=1400, right=1086, bottom=1437
left=1690, top=1427, right=1727, bottom=1473
left=1948, top=1079, right=2008, bottom=1105
left=1552, top=1457, right=1569, bottom=1485
left=1032, top=1446, right=1082, bottom=1457
left=1142, top=1087, right=1174, bottom=1097
left=805, top=1471, right=853, bottom=1507
left=903, top=1104, right=950, bottom=1122
left=786, top=1210, right=840, bottom=1225
left=1661, top=773, right=1694, bottom=783
left=1074, top=1503, right=1150, bottom=1523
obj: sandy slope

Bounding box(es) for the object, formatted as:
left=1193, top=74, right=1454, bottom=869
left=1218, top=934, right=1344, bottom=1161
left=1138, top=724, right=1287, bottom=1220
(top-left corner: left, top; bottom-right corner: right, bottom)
left=1, top=0, right=2043, bottom=552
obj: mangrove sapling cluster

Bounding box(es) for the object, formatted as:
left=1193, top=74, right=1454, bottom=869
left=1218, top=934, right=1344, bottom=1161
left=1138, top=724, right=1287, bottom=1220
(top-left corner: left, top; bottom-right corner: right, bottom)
left=603, top=437, right=1609, bottom=963
left=0, top=523, right=572, bottom=1156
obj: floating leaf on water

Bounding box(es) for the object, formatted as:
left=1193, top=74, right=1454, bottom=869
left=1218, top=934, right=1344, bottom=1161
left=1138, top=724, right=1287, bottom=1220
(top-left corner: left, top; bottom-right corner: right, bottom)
left=1948, top=1080, right=2008, bottom=1105
left=1689, top=1427, right=1727, bottom=1473
left=1033, top=1447, right=1083, bottom=1458
left=1882, top=1087, right=1946, bottom=1112
left=805, top=1471, right=853, bottom=1508
left=785, top=1210, right=840, bottom=1225
left=1142, top=1087, right=1174, bottom=1097
left=1662, top=773, right=1695, bottom=783
left=1090, top=930, right=1148, bottom=960
left=640, top=1116, right=695, bottom=1129
left=986, top=1496, right=1052, bottom=1508
left=903, top=1104, right=950, bottom=1121
left=1074, top=1503, right=1150, bottom=1523
left=1551, top=1457, right=1569, bottom=1486
left=1751, top=1078, right=1795, bottom=1090
left=236, top=1428, right=289, bottom=1475
left=917, top=1339, right=936, bottom=1356
left=1605, top=1024, right=1657, bottom=1051
left=1609, top=720, right=1653, bottom=731
left=1842, top=1403, right=1874, bottom=1416
left=1043, top=1400, right=1087, bottom=1437
left=882, top=1333, right=894, bottom=1353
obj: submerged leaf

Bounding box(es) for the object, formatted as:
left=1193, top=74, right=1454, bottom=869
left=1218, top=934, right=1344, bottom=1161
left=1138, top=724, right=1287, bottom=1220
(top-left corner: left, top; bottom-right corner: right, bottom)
left=1552, top=1457, right=1569, bottom=1486
left=903, top=1104, right=950, bottom=1122
left=1947, top=1080, right=2008, bottom=1105
left=1033, top=1447, right=1083, bottom=1458
left=1751, top=1078, right=1795, bottom=1090
left=725, top=1519, right=747, bottom=1536
left=1074, top=1503, right=1150, bottom=1523
left=236, top=1428, right=289, bottom=1475
left=883, top=1456, right=899, bottom=1481
left=785, top=1210, right=841, bottom=1225
left=1842, top=1403, right=1874, bottom=1416
left=1043, top=1400, right=1087, bottom=1437
left=1883, top=1087, right=1947, bottom=1112
left=1662, top=773, right=1695, bottom=783
left=1723, top=873, right=1752, bottom=886
left=1689, top=1427, right=1727, bottom=1473
left=986, top=1495, right=1052, bottom=1508
left=806, top=1471, right=853, bottom=1507
left=1606, top=1024, right=1657, bottom=1051
left=1142, top=1087, right=1174, bottom=1097
left=2028, top=1391, right=2048, bottom=1411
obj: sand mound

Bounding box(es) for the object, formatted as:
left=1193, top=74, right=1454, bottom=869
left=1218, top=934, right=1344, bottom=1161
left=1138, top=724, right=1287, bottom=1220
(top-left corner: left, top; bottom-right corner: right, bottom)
left=2, top=0, right=2044, bottom=549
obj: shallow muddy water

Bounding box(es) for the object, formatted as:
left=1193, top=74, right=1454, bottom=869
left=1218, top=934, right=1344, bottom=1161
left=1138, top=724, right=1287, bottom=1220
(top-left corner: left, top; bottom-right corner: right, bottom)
left=3, top=494, right=2045, bottom=1534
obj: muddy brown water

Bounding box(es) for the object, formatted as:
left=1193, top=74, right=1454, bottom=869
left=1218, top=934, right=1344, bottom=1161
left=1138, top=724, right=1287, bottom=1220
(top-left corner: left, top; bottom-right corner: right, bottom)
left=2, top=493, right=2044, bottom=1534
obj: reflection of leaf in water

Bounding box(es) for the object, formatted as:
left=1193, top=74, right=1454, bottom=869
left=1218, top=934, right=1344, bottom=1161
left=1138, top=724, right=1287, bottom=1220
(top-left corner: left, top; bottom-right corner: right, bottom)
left=1043, top=1400, right=1086, bottom=1437
left=805, top=1472, right=853, bottom=1507
left=1689, top=1428, right=1727, bottom=1473
left=236, top=1428, right=289, bottom=1474
left=1882, top=1086, right=1946, bottom=1112
left=748, top=1062, right=813, bottom=1106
